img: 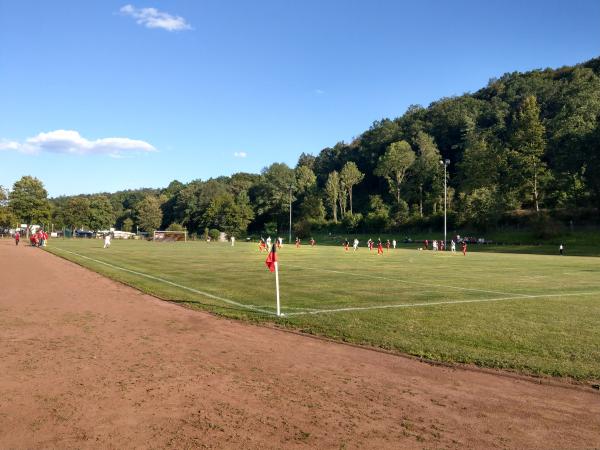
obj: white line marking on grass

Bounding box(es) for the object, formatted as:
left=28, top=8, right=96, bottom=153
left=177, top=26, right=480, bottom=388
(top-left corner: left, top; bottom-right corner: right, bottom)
left=54, top=248, right=277, bottom=316
left=286, top=264, right=533, bottom=298
left=284, top=291, right=600, bottom=316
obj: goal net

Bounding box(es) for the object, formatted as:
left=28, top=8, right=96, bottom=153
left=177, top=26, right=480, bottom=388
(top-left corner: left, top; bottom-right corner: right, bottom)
left=153, top=230, right=187, bottom=242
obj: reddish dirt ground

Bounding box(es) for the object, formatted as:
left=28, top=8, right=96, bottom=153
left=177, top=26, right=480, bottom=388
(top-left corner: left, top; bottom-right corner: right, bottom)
left=0, top=239, right=599, bottom=449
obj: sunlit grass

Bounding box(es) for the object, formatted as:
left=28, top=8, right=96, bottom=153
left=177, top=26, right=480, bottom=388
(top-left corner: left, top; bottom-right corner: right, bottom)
left=46, top=238, right=600, bottom=380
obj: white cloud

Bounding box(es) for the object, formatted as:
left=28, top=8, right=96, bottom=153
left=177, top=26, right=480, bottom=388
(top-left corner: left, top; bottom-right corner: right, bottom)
left=0, top=130, right=156, bottom=157
left=120, top=4, right=192, bottom=31
left=314, top=89, right=325, bottom=95
left=233, top=151, right=247, bottom=158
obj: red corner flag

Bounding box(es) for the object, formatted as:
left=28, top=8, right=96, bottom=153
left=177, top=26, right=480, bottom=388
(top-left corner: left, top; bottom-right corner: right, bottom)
left=265, top=244, right=278, bottom=272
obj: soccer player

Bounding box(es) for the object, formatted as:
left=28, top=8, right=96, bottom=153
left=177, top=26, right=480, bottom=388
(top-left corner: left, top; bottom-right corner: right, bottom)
left=295, top=237, right=301, bottom=248
left=14, top=231, right=20, bottom=246
left=344, top=239, right=349, bottom=251
left=377, top=240, right=384, bottom=255
left=353, top=238, right=359, bottom=251
left=368, top=238, right=373, bottom=251
left=392, top=239, right=396, bottom=249
left=432, top=240, right=438, bottom=251
left=310, top=237, right=316, bottom=247
left=559, top=243, right=564, bottom=255
left=103, top=233, right=112, bottom=249
left=462, top=241, right=467, bottom=256
left=424, top=239, right=429, bottom=250
left=451, top=240, right=456, bottom=252
left=386, top=239, right=391, bottom=250
left=231, top=236, right=235, bottom=246
left=43, top=230, right=48, bottom=247
left=266, top=236, right=272, bottom=249
left=258, top=238, right=266, bottom=252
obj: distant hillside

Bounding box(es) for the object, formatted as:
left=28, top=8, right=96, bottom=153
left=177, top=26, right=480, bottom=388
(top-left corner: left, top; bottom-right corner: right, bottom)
left=34, top=56, right=600, bottom=237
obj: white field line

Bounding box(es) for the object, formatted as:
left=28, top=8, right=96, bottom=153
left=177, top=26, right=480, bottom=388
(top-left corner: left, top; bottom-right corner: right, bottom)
left=54, top=248, right=277, bottom=316
left=286, top=264, right=534, bottom=298
left=284, top=291, right=600, bottom=316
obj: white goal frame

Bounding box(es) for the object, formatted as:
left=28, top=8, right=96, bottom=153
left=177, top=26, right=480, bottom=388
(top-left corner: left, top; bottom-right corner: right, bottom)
left=153, top=230, right=188, bottom=242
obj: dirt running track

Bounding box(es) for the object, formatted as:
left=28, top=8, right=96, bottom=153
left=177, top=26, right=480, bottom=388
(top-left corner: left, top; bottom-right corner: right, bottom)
left=0, top=240, right=599, bottom=449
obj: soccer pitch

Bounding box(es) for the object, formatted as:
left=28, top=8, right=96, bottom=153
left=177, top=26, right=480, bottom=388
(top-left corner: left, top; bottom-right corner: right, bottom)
left=47, top=239, right=600, bottom=380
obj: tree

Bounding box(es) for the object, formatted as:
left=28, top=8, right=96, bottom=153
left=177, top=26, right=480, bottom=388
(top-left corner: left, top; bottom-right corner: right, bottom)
left=410, top=132, right=441, bottom=216
left=365, top=195, right=390, bottom=230
left=509, top=95, right=547, bottom=211
left=202, top=192, right=254, bottom=236
left=0, top=185, right=16, bottom=228
left=339, top=162, right=364, bottom=215
left=325, top=171, right=340, bottom=222
left=9, top=176, right=51, bottom=229
left=135, top=196, right=163, bottom=232
left=60, top=197, right=91, bottom=230
left=295, top=165, right=317, bottom=195
left=374, top=141, right=416, bottom=205
left=299, top=194, right=326, bottom=222
left=88, top=196, right=115, bottom=230
left=122, top=217, right=134, bottom=232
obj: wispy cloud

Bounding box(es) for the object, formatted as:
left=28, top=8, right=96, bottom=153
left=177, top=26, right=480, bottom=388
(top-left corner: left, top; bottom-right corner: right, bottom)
left=314, top=89, right=325, bottom=95
left=0, top=130, right=156, bottom=158
left=233, top=151, right=247, bottom=158
left=120, top=4, right=192, bottom=32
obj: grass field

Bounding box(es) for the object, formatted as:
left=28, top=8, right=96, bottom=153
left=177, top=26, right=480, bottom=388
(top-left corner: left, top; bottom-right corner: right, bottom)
left=46, top=238, right=600, bottom=381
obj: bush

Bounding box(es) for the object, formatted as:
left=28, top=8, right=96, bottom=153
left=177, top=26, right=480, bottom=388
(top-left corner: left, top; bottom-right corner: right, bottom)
left=208, top=228, right=220, bottom=241
left=342, top=213, right=363, bottom=231
left=166, top=222, right=185, bottom=231
left=529, top=213, right=564, bottom=239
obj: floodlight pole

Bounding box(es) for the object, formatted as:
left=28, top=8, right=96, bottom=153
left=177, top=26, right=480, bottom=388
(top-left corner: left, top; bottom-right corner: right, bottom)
left=288, top=184, right=293, bottom=244
left=441, top=159, right=450, bottom=249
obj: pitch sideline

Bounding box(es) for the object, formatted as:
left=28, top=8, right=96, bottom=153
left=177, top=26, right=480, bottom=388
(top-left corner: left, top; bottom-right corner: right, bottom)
left=52, top=247, right=278, bottom=316
left=283, top=291, right=600, bottom=316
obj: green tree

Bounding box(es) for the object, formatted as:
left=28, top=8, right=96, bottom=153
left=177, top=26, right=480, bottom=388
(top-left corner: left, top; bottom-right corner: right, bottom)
left=299, top=194, right=326, bottom=222
left=339, top=161, right=364, bottom=215
left=325, top=171, right=340, bottom=222
left=202, top=193, right=254, bottom=235
left=59, top=197, right=91, bottom=230
left=166, top=222, right=185, bottom=231
left=509, top=95, right=547, bottom=211
left=0, top=186, right=16, bottom=228
left=295, top=165, right=317, bottom=195
left=410, top=132, right=441, bottom=216
left=135, top=196, right=163, bottom=232
left=122, top=217, right=134, bottom=232
left=88, top=196, right=115, bottom=230
left=365, top=195, right=390, bottom=230
left=375, top=140, right=416, bottom=205
left=9, top=176, right=51, bottom=229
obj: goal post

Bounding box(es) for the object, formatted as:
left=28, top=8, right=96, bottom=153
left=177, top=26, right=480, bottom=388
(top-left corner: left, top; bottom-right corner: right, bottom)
left=153, top=230, right=188, bottom=242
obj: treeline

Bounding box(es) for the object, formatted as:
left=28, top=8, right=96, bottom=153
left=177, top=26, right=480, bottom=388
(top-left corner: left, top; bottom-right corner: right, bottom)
left=2, top=56, right=600, bottom=237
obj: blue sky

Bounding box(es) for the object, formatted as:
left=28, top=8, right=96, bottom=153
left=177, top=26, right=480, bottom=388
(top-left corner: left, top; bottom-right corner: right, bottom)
left=1, top=0, right=599, bottom=197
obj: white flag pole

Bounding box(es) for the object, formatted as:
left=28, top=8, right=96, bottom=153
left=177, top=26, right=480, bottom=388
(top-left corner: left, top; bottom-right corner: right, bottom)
left=274, top=260, right=281, bottom=316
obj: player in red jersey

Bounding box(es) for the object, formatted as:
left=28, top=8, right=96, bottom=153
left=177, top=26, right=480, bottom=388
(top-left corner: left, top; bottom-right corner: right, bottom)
left=462, top=241, right=467, bottom=256
left=377, top=240, right=384, bottom=255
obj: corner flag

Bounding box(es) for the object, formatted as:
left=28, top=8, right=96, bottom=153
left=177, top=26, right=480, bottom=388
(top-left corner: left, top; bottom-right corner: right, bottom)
left=265, top=243, right=277, bottom=272
left=265, top=244, right=281, bottom=316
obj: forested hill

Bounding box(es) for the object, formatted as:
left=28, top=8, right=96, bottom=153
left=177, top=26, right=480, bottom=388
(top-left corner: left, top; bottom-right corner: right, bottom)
left=5, top=56, right=600, bottom=237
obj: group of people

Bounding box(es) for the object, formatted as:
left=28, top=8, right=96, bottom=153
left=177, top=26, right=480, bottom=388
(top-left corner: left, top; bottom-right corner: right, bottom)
left=423, top=239, right=466, bottom=254
left=258, top=236, right=284, bottom=251
left=14, top=229, right=49, bottom=247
